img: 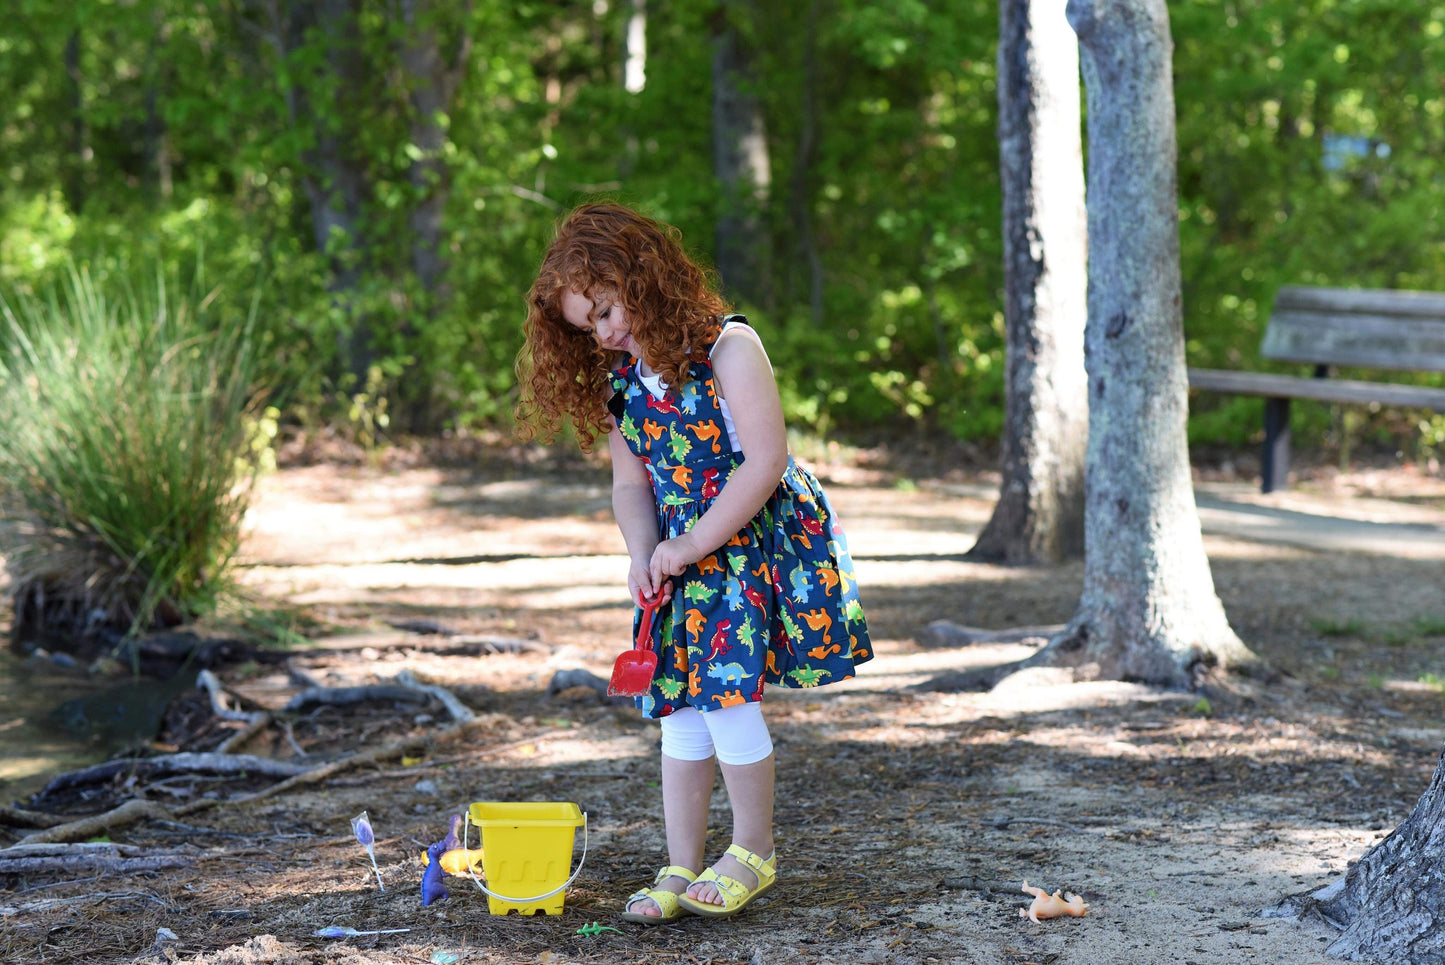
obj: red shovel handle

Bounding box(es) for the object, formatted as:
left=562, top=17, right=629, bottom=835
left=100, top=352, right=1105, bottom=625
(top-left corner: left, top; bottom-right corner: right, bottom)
left=634, top=595, right=662, bottom=653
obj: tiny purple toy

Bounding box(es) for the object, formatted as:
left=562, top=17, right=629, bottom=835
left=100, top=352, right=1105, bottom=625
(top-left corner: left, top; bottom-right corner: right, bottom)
left=420, top=814, right=464, bottom=907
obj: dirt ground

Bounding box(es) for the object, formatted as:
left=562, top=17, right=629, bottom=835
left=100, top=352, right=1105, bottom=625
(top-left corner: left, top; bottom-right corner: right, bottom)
left=4, top=438, right=1445, bottom=965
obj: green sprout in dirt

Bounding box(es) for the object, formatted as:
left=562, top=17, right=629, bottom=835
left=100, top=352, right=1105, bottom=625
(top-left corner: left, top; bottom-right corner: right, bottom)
left=1310, top=617, right=1369, bottom=638
left=0, top=263, right=274, bottom=644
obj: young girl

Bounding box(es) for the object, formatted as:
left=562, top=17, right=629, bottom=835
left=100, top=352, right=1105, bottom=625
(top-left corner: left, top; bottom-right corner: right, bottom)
left=518, top=202, right=872, bottom=922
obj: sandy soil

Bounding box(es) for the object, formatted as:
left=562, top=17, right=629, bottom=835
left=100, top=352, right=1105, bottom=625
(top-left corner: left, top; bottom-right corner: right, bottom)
left=4, top=443, right=1445, bottom=965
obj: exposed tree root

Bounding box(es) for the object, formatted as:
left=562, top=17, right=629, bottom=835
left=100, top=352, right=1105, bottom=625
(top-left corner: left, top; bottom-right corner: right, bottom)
left=0, top=805, right=67, bottom=829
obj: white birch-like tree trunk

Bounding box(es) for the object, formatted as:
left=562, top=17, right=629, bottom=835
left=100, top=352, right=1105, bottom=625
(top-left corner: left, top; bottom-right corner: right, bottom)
left=969, top=0, right=1088, bottom=564
left=624, top=0, right=647, bottom=94
left=1030, top=0, right=1257, bottom=687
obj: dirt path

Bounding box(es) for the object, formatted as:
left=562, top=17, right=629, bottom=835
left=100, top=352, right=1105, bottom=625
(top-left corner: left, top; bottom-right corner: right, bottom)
left=4, top=452, right=1445, bottom=965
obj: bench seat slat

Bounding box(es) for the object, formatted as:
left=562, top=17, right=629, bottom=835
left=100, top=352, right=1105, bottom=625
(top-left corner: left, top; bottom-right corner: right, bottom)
left=1187, top=368, right=1445, bottom=410
left=1275, top=285, right=1445, bottom=319
left=1262, top=310, right=1445, bottom=372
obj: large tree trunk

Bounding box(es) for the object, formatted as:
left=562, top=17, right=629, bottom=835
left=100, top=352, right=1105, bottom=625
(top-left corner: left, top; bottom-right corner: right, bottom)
left=1028, top=0, right=1256, bottom=687
left=711, top=2, right=772, bottom=307
left=1268, top=747, right=1445, bottom=962
left=969, top=0, right=1088, bottom=564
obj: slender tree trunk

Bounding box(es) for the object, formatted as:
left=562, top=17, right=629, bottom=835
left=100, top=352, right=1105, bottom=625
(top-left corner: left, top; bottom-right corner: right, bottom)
left=624, top=0, right=647, bottom=94
left=143, top=13, right=173, bottom=200
left=395, top=0, right=471, bottom=432
left=1027, top=0, right=1256, bottom=687
left=398, top=0, right=471, bottom=300
left=1268, top=745, right=1445, bottom=962
left=969, top=0, right=1088, bottom=564
left=788, top=0, right=824, bottom=324
left=711, top=2, right=772, bottom=307
left=282, top=0, right=371, bottom=384
left=63, top=29, right=86, bottom=213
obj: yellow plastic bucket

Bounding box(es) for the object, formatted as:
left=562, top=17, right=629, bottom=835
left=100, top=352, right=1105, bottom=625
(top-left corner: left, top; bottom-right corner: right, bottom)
left=466, top=802, right=587, bottom=915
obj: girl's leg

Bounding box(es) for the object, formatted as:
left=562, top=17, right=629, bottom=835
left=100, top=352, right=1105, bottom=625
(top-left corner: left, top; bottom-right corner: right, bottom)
left=685, top=702, right=776, bottom=907
left=685, top=754, right=776, bottom=905
left=625, top=754, right=713, bottom=916
left=628, top=708, right=715, bottom=917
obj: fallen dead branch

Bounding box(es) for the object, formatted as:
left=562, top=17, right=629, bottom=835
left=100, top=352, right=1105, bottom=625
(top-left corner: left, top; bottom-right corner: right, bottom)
left=282, top=684, right=430, bottom=712
left=395, top=669, right=474, bottom=722
left=39, top=752, right=309, bottom=795
left=13, top=714, right=570, bottom=844
left=13, top=799, right=183, bottom=846
left=221, top=715, right=501, bottom=806
left=1, top=889, right=175, bottom=917
left=215, top=712, right=275, bottom=754
left=0, top=841, right=194, bottom=877
left=196, top=669, right=263, bottom=723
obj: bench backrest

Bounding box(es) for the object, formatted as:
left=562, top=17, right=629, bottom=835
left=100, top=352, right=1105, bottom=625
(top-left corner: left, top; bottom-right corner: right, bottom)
left=1262, top=285, right=1445, bottom=373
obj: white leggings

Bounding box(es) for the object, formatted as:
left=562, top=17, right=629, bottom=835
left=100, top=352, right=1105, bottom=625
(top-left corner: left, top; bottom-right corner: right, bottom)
left=659, top=703, right=774, bottom=766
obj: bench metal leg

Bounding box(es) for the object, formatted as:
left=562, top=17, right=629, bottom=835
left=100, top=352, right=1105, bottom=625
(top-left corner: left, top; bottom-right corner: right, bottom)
left=1261, top=396, right=1290, bottom=493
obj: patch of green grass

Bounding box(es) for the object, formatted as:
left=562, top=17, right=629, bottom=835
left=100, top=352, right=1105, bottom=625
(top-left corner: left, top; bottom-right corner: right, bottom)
left=1382, top=629, right=1421, bottom=648
left=1418, top=673, right=1445, bottom=694
left=0, top=263, right=273, bottom=637
left=1412, top=616, right=1445, bottom=638
left=1367, top=673, right=1385, bottom=689
left=1311, top=617, right=1368, bottom=638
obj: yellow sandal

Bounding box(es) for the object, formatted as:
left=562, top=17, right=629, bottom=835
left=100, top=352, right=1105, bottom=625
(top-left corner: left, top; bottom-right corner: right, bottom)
left=676, top=844, right=777, bottom=918
left=620, top=865, right=699, bottom=924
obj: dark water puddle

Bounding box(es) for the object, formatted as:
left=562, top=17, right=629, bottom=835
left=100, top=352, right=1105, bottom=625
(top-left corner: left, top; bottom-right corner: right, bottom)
left=0, top=648, right=194, bottom=803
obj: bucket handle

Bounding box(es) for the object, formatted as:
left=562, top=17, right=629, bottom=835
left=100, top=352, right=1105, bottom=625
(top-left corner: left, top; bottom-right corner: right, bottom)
left=461, top=810, right=588, bottom=907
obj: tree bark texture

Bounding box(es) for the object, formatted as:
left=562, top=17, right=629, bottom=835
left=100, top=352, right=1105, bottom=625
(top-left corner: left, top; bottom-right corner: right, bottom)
left=711, top=3, right=772, bottom=307
left=788, top=0, right=824, bottom=325
left=1280, top=746, right=1445, bottom=962
left=399, top=0, right=471, bottom=298
left=970, top=0, right=1088, bottom=564
left=1038, top=0, right=1255, bottom=687
left=283, top=0, right=372, bottom=382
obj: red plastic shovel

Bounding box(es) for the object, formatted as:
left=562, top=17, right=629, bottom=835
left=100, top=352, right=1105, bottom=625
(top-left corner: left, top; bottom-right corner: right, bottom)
left=607, top=595, right=665, bottom=697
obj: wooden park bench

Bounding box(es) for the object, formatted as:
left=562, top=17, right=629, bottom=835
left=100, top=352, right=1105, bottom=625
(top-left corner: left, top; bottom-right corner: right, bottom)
left=1188, top=285, right=1445, bottom=493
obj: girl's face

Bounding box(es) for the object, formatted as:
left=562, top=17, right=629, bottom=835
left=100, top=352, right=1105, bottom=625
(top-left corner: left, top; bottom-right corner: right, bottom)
left=561, top=288, right=640, bottom=358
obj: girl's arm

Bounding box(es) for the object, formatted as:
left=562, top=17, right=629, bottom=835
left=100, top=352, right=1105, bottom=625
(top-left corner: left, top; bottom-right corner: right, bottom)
left=609, top=417, right=670, bottom=605
left=649, top=327, right=789, bottom=583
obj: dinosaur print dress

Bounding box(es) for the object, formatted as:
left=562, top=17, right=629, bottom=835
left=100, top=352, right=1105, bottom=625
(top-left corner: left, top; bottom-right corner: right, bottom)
left=609, top=317, right=872, bottom=719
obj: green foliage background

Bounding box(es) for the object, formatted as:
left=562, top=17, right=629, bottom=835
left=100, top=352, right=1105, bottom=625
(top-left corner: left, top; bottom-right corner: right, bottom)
left=3, top=0, right=1443, bottom=453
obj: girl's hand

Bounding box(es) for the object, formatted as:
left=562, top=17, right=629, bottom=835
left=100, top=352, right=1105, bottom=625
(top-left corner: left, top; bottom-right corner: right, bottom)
left=629, top=557, right=673, bottom=608
left=649, top=533, right=704, bottom=585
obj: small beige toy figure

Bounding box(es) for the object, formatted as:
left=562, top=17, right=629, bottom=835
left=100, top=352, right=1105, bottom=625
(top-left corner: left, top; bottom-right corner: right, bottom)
left=1019, top=880, right=1089, bottom=923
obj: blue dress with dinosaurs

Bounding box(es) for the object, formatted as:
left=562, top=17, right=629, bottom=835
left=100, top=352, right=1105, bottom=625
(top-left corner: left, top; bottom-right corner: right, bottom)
left=609, top=317, right=872, bottom=719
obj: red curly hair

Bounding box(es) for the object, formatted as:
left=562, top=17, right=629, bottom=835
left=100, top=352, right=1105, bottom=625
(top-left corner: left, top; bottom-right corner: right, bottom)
left=517, top=203, right=730, bottom=452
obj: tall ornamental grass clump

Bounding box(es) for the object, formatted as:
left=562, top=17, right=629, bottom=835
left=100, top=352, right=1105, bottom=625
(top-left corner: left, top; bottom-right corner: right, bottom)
left=0, top=266, right=272, bottom=638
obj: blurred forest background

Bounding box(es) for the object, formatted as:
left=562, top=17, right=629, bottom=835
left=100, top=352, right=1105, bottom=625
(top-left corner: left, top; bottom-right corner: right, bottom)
left=3, top=0, right=1444, bottom=455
